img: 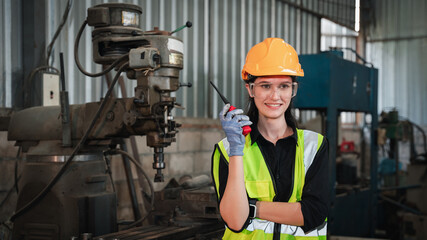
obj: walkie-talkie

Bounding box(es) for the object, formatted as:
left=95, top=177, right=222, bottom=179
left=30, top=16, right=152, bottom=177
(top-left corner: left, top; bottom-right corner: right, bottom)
left=209, top=81, right=251, bottom=136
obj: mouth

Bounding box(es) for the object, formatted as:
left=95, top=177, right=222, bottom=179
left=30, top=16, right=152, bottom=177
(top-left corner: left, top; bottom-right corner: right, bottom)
left=265, top=103, right=283, bottom=108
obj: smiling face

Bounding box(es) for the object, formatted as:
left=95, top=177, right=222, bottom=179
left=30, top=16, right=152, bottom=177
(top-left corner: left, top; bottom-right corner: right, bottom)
left=245, top=75, right=294, bottom=121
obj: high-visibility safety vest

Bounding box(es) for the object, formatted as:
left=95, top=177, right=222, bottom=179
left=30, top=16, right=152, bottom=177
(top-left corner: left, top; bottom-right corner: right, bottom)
left=212, top=129, right=327, bottom=240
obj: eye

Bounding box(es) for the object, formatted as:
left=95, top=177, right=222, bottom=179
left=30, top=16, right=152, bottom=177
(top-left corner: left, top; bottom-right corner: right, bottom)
left=279, top=83, right=291, bottom=89
left=260, top=84, right=271, bottom=89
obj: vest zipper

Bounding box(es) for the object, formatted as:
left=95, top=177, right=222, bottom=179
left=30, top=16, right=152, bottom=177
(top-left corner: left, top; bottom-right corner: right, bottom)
left=258, top=145, right=278, bottom=200
left=272, top=154, right=296, bottom=240
left=258, top=144, right=281, bottom=239
left=273, top=223, right=281, bottom=240
left=286, top=157, right=295, bottom=202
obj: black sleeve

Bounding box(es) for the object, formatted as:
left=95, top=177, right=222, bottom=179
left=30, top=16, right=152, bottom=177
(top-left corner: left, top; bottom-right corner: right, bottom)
left=300, top=137, right=330, bottom=233
left=217, top=150, right=229, bottom=203
left=211, top=145, right=252, bottom=233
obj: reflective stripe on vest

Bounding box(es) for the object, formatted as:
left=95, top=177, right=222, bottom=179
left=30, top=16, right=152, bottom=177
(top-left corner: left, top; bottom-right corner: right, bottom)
left=213, top=128, right=326, bottom=239
left=223, top=221, right=327, bottom=239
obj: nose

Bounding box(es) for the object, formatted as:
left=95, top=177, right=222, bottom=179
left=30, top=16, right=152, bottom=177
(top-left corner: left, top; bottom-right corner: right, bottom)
left=269, top=87, right=281, bottom=99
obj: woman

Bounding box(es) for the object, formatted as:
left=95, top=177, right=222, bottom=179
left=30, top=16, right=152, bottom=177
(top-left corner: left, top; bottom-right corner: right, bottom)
left=212, top=38, right=329, bottom=239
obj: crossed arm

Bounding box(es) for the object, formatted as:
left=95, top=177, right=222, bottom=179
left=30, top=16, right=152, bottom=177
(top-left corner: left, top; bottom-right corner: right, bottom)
left=219, top=155, right=304, bottom=231
left=217, top=138, right=329, bottom=232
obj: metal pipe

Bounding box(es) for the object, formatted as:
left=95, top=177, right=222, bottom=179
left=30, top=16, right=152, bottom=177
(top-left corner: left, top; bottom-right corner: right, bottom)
left=360, top=124, right=366, bottom=180
left=379, top=184, right=422, bottom=192
left=367, top=35, right=427, bottom=43
left=391, top=139, right=400, bottom=186
left=120, top=143, right=142, bottom=222
left=104, top=68, right=141, bottom=222
left=379, top=195, right=421, bottom=215
left=370, top=67, right=379, bottom=236
left=112, top=149, right=155, bottom=230
left=59, top=52, right=72, bottom=147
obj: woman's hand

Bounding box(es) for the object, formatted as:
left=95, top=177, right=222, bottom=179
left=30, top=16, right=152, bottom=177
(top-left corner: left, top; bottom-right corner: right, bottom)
left=256, top=201, right=304, bottom=226
left=219, top=104, right=252, bottom=156
left=218, top=104, right=252, bottom=230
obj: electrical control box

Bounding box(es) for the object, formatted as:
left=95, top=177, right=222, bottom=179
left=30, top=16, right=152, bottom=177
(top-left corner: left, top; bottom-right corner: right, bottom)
left=42, top=73, right=60, bottom=106
left=294, top=51, right=378, bottom=112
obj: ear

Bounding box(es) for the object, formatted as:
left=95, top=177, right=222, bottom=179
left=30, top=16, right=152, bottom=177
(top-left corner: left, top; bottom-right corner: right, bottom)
left=245, top=83, right=254, bottom=98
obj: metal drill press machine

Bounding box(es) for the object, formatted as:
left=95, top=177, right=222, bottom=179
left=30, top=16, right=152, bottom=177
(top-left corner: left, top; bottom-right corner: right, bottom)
left=7, top=3, right=191, bottom=239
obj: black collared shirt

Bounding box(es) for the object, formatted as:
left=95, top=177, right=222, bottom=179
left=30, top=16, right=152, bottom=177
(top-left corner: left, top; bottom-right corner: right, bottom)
left=214, top=122, right=329, bottom=232
left=250, top=123, right=298, bottom=203
left=250, top=123, right=329, bottom=232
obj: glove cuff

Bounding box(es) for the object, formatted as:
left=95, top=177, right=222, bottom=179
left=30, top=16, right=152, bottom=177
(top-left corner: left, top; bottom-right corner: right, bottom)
left=228, top=145, right=244, bottom=157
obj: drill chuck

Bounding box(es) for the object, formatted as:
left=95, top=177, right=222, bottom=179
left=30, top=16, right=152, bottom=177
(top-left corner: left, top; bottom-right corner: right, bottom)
left=153, top=147, right=165, bottom=182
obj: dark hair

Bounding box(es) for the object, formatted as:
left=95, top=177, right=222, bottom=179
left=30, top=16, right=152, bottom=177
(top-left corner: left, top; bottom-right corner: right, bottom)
left=245, top=76, right=298, bottom=127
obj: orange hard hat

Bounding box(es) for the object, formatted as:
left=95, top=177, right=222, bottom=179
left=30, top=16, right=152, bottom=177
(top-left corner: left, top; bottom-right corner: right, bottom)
left=241, top=38, right=304, bottom=80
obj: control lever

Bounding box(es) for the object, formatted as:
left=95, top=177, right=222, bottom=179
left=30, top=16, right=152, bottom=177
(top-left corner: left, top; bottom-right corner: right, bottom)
left=179, top=82, right=192, bottom=88
left=59, top=52, right=72, bottom=147
left=171, top=21, right=192, bottom=35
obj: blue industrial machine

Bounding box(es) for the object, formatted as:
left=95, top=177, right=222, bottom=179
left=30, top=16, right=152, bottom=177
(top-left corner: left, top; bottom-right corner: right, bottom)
left=294, top=51, right=379, bottom=236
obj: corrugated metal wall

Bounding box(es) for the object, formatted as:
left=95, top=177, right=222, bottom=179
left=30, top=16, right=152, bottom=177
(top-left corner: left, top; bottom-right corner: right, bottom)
left=366, top=0, right=427, bottom=125
left=321, top=18, right=358, bottom=62
left=0, top=0, right=22, bottom=108
left=0, top=0, right=320, bottom=118
left=278, top=0, right=356, bottom=30
left=207, top=0, right=320, bottom=118
left=0, top=0, right=7, bottom=107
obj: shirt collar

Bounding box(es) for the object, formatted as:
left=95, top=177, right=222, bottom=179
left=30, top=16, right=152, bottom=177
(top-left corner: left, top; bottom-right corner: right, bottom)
left=250, top=120, right=298, bottom=145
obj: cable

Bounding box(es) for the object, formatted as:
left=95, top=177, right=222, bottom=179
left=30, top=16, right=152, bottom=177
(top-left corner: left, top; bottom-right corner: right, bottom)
left=397, top=115, right=427, bottom=160
left=0, top=175, right=21, bottom=209
left=329, top=47, right=374, bottom=67
left=74, top=20, right=129, bottom=77
left=24, top=0, right=72, bottom=105
left=1, top=222, right=11, bottom=231
left=103, top=153, right=116, bottom=193
left=23, top=0, right=72, bottom=107
left=106, top=149, right=155, bottom=229
left=46, top=0, right=73, bottom=65
left=23, top=66, right=60, bottom=107
left=410, top=121, right=427, bottom=154
left=24, top=0, right=72, bottom=106
left=9, top=62, right=129, bottom=222
left=114, top=149, right=155, bottom=227
left=14, top=146, right=21, bottom=193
